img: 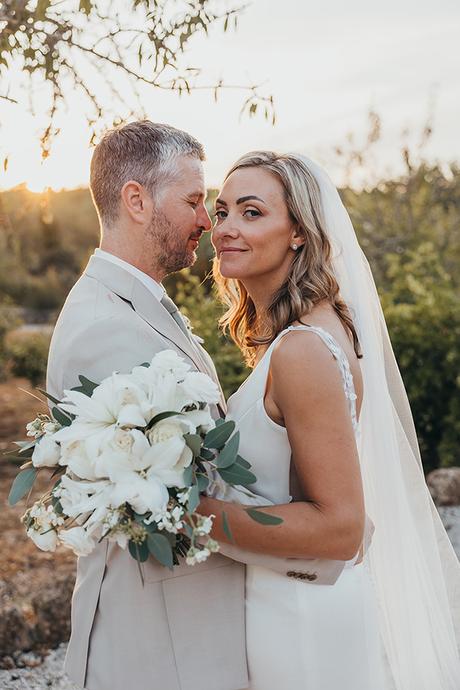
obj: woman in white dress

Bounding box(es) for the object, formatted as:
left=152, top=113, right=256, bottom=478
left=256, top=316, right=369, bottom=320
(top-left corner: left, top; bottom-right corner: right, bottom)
left=197, top=152, right=460, bottom=690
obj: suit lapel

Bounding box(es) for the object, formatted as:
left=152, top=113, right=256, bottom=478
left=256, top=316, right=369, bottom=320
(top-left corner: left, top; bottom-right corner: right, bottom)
left=84, top=255, right=226, bottom=411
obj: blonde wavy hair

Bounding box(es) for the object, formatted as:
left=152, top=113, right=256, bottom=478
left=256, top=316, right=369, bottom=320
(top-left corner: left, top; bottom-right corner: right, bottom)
left=213, top=151, right=362, bottom=366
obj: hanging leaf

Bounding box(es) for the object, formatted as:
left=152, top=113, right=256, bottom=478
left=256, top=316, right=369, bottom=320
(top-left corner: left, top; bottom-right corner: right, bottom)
left=246, top=508, right=283, bottom=525
left=129, top=539, right=149, bottom=563
left=222, top=510, right=234, bottom=543
left=147, top=533, right=174, bottom=569
left=8, top=468, right=38, bottom=506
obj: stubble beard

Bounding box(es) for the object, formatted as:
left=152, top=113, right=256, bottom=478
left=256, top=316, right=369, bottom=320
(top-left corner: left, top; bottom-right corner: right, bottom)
left=147, top=209, right=196, bottom=276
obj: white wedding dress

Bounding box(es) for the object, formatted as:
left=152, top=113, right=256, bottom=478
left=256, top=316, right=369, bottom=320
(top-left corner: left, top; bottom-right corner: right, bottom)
left=226, top=325, right=391, bottom=690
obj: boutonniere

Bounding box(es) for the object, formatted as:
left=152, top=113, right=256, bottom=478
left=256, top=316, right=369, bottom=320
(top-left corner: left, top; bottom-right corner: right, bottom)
left=182, top=314, right=204, bottom=344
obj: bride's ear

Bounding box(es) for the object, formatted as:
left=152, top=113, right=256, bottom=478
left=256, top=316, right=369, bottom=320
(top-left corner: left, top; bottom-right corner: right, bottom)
left=290, top=226, right=305, bottom=250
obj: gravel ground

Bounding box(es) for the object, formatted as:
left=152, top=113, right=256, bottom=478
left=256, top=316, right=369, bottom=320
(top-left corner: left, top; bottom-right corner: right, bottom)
left=0, top=646, right=77, bottom=690
left=1, top=507, right=459, bottom=690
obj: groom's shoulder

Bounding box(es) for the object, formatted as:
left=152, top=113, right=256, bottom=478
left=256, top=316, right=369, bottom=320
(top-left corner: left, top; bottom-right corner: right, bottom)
left=58, top=270, right=130, bottom=323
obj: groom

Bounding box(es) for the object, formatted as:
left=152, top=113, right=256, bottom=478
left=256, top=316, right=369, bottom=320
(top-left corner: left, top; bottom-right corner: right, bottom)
left=46, top=121, right=248, bottom=690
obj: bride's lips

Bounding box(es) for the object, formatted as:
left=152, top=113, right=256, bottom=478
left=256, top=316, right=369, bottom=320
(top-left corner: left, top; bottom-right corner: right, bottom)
left=219, top=248, right=247, bottom=256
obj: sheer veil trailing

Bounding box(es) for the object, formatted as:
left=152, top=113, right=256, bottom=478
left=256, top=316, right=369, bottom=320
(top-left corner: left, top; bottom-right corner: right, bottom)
left=296, top=155, right=460, bottom=690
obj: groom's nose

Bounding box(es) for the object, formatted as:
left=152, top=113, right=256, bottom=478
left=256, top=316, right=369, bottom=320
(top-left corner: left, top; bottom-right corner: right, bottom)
left=197, top=202, right=212, bottom=232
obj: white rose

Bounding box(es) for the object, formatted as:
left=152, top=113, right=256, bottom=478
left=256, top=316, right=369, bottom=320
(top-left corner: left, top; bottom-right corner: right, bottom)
left=27, top=525, right=58, bottom=552
left=180, top=372, right=220, bottom=405
left=60, top=439, right=99, bottom=480
left=59, top=526, right=96, bottom=556
left=146, top=420, right=183, bottom=445
left=183, top=408, right=215, bottom=433
left=148, top=350, right=191, bottom=377
left=143, top=430, right=193, bottom=488
left=31, top=435, right=61, bottom=468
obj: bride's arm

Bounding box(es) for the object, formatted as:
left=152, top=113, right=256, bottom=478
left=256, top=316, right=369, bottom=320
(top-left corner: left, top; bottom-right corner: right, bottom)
left=198, top=332, right=366, bottom=562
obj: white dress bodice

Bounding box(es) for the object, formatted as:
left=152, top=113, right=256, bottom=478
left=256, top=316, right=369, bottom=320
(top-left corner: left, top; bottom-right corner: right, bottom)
left=226, top=324, right=361, bottom=567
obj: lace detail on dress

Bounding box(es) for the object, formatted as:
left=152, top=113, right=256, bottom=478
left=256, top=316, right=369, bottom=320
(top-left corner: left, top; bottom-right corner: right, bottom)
left=281, top=325, right=359, bottom=433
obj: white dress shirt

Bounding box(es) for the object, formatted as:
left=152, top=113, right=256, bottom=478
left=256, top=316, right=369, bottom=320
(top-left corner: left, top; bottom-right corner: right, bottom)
left=95, top=248, right=165, bottom=301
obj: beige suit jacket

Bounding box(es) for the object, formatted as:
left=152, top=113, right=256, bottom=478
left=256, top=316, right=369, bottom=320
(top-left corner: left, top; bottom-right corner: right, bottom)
left=47, top=255, right=350, bottom=690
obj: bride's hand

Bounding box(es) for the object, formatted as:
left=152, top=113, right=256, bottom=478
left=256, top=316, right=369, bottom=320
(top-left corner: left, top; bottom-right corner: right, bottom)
left=197, top=494, right=225, bottom=516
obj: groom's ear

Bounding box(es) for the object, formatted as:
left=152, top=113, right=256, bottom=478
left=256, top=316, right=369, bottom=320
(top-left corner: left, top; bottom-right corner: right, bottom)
left=120, top=180, right=153, bottom=224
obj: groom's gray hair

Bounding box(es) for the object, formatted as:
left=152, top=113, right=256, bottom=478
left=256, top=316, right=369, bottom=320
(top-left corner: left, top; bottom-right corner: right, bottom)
left=90, top=120, right=205, bottom=227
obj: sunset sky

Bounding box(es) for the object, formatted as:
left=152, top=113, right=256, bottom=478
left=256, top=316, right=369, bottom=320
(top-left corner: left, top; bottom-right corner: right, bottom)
left=0, top=0, right=458, bottom=192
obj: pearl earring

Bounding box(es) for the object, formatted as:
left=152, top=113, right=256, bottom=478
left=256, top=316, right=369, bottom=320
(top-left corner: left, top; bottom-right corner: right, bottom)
left=291, top=243, right=298, bottom=250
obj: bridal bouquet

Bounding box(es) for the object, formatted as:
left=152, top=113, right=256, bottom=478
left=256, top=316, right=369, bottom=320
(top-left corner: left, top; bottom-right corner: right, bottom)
left=8, top=350, right=277, bottom=574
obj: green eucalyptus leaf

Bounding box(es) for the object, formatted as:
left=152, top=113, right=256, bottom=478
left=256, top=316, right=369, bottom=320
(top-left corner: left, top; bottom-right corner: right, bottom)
left=216, top=432, right=239, bottom=469
left=71, top=375, right=98, bottom=397
left=147, top=533, right=174, bottom=569
left=235, top=454, right=252, bottom=469
left=183, top=464, right=194, bottom=486
left=204, top=420, right=235, bottom=449
left=199, top=447, right=214, bottom=461
left=222, top=510, right=234, bottom=543
left=218, top=463, right=257, bottom=486
left=129, top=539, right=149, bottom=562
left=184, top=433, right=201, bottom=457
left=145, top=410, right=181, bottom=431
left=187, top=484, right=200, bottom=514
left=37, top=388, right=62, bottom=406
left=52, top=406, right=72, bottom=427
left=196, top=474, right=209, bottom=492
left=246, top=508, right=284, bottom=525
left=8, top=467, right=38, bottom=506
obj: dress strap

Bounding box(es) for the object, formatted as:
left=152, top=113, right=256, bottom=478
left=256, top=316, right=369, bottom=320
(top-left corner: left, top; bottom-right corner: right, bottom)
left=270, top=325, right=359, bottom=431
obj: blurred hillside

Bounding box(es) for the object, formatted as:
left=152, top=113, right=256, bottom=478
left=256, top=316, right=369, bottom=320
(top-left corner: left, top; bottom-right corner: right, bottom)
left=0, top=160, right=459, bottom=472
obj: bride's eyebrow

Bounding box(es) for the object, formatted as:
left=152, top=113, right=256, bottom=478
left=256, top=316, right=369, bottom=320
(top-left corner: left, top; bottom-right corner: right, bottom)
left=215, top=195, right=265, bottom=207
left=236, top=195, right=265, bottom=205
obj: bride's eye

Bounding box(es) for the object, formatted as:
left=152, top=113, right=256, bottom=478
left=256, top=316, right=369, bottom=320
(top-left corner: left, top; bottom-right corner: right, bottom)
left=243, top=208, right=261, bottom=218
left=214, top=209, right=227, bottom=221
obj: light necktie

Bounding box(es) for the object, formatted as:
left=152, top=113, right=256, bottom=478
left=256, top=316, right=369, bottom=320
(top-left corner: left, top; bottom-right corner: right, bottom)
left=160, top=294, right=190, bottom=338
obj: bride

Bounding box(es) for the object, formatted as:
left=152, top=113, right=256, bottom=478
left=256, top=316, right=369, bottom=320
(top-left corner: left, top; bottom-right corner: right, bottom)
left=197, top=151, right=460, bottom=689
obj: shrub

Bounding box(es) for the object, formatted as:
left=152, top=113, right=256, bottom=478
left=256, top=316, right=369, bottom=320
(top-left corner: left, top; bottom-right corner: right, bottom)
left=5, top=330, right=51, bottom=386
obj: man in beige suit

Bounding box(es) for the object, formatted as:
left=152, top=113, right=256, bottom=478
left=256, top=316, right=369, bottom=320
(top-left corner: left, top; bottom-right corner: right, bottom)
left=47, top=121, right=350, bottom=690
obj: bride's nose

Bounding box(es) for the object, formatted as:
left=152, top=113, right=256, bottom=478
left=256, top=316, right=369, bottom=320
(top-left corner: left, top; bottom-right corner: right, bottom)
left=212, top=216, right=240, bottom=243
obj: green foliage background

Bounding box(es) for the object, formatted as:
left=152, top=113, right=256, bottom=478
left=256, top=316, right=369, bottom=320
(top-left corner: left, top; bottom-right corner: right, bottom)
left=0, top=160, right=459, bottom=473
